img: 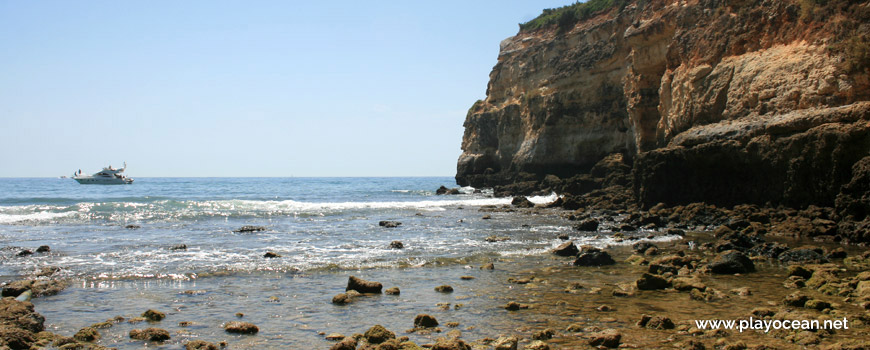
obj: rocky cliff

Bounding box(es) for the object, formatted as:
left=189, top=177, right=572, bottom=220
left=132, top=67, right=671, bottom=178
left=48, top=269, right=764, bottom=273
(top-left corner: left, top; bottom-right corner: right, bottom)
left=457, top=0, right=869, bottom=201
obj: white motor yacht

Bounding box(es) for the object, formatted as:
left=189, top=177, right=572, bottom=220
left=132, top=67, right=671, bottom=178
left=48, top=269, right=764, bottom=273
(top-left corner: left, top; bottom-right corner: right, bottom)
left=72, top=163, right=134, bottom=185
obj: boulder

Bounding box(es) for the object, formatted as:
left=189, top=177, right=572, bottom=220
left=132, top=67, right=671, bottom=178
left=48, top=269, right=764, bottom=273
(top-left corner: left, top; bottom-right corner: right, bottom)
left=125, top=224, right=141, bottom=229
left=379, top=221, right=402, bottom=228
left=588, top=329, right=621, bottom=348
left=432, top=338, right=472, bottom=350
left=414, top=314, right=439, bottom=328
left=0, top=298, right=45, bottom=333
left=389, top=241, right=404, bottom=249
left=638, top=315, right=675, bottom=329
left=504, top=301, right=529, bottom=311
left=385, top=287, right=400, bottom=295
left=709, top=251, right=755, bottom=274
left=434, top=285, right=454, bottom=293
left=170, top=244, right=187, bottom=251
left=531, top=328, right=555, bottom=340
left=332, top=293, right=351, bottom=305
left=35, top=246, right=50, bottom=253
left=223, top=321, right=258, bottom=334
left=632, top=242, right=657, bottom=254
left=511, top=196, right=534, bottom=208
left=672, top=276, right=706, bottom=291
left=485, top=235, right=510, bottom=242
left=142, top=309, right=165, bottom=322
left=492, top=336, right=518, bottom=350
left=573, top=247, right=615, bottom=266
left=73, top=327, right=100, bottom=342
left=329, top=336, right=358, bottom=350
left=263, top=251, right=280, bottom=258
left=551, top=241, right=579, bottom=257
left=524, top=340, right=550, bottom=350
left=574, top=218, right=599, bottom=231
left=636, top=273, right=671, bottom=290
left=778, top=248, right=829, bottom=264
left=364, top=324, right=395, bottom=344
left=346, top=276, right=383, bottom=294
left=129, top=328, right=170, bottom=341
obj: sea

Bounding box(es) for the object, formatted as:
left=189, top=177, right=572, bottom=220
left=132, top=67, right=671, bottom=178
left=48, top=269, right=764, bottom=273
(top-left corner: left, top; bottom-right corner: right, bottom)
left=0, top=177, right=680, bottom=348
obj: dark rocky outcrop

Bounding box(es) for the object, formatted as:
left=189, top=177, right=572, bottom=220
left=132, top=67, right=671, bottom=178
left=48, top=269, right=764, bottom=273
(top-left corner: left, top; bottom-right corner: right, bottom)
left=709, top=251, right=755, bottom=274
left=346, top=276, right=382, bottom=294
left=454, top=0, right=870, bottom=242
left=551, top=241, right=579, bottom=257
left=573, top=247, right=615, bottom=266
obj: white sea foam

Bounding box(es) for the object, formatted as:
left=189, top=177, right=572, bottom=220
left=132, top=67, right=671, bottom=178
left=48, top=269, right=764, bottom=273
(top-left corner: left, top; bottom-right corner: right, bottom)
left=0, top=211, right=77, bottom=224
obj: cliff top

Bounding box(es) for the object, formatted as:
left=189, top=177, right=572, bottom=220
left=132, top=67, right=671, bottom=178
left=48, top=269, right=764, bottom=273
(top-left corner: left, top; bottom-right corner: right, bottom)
left=519, top=0, right=627, bottom=32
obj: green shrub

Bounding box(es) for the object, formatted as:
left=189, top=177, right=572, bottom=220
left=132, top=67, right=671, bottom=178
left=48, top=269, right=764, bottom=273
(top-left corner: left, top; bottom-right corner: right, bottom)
left=519, top=0, right=629, bottom=32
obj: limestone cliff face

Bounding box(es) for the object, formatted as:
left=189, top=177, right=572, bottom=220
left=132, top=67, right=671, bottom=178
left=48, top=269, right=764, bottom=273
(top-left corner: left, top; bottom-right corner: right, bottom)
left=457, top=0, right=870, bottom=208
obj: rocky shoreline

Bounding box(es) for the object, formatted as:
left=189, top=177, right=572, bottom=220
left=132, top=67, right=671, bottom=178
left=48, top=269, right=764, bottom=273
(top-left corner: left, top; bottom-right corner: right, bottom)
left=3, top=196, right=870, bottom=349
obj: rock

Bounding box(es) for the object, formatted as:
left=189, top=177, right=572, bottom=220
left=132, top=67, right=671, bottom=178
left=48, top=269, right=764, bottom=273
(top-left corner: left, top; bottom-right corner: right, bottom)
left=804, top=299, right=832, bottom=310
left=332, top=293, right=352, bottom=305
left=17, top=250, right=33, bottom=257
left=325, top=333, right=345, bottom=341
left=73, top=327, right=99, bottom=342
left=788, top=266, right=814, bottom=279
left=551, top=241, right=579, bottom=256
left=638, top=315, right=675, bottom=329
left=379, top=221, right=402, bottom=228
left=142, top=309, right=165, bottom=322
left=588, top=329, right=621, bottom=348
left=672, top=276, right=706, bottom=291
left=170, top=244, right=187, bottom=250
left=731, top=287, right=752, bottom=296
left=263, top=251, right=280, bottom=258
left=414, top=314, right=439, bottom=328
left=511, top=196, right=534, bottom=208
left=129, top=328, right=170, bottom=341
left=185, top=340, right=219, bottom=350
left=573, top=247, right=615, bottom=266
left=329, top=336, right=358, bottom=350
left=636, top=273, right=671, bottom=290
left=826, top=247, right=847, bottom=259
left=504, top=301, right=529, bottom=311
left=573, top=218, right=599, bottom=231
left=485, top=235, right=510, bottom=242
left=709, top=251, right=755, bottom=274
left=91, top=321, right=112, bottom=329
left=492, top=336, right=518, bottom=350
left=35, top=246, right=50, bottom=253
left=364, top=324, right=395, bottom=344
left=531, top=328, right=554, bottom=340
left=747, top=242, right=789, bottom=258
left=385, top=287, right=400, bottom=295
left=432, top=338, right=472, bottom=350
left=233, top=225, right=266, bottom=233
left=0, top=299, right=45, bottom=335
left=482, top=215, right=492, bottom=220
left=434, top=285, right=454, bottom=293
left=125, top=224, right=141, bottom=229
left=223, top=321, right=258, bottom=334
left=35, top=266, right=61, bottom=277
left=632, top=242, right=657, bottom=254
left=779, top=249, right=829, bottom=264
left=346, top=276, right=383, bottom=294
left=480, top=263, right=495, bottom=270
left=460, top=276, right=475, bottom=280
left=524, top=340, right=550, bottom=350
left=783, top=293, right=810, bottom=307
left=436, top=186, right=450, bottom=195
left=0, top=325, right=37, bottom=349
left=389, top=241, right=404, bottom=249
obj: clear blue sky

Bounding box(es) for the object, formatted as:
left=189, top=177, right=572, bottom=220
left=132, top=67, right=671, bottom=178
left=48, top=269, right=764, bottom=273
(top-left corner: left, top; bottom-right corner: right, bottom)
left=0, top=0, right=573, bottom=177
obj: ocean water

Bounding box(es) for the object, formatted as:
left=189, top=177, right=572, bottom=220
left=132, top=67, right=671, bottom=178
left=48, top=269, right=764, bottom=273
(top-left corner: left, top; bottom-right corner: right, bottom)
left=0, top=177, right=681, bottom=348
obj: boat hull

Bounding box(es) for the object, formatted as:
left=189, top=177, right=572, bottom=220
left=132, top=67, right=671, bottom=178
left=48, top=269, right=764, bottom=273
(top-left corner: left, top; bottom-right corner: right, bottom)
left=73, top=177, right=133, bottom=185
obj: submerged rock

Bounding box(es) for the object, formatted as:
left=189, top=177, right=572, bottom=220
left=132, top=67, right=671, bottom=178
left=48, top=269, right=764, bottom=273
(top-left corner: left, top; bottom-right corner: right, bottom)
left=129, top=328, right=170, bottom=341
left=638, top=315, right=675, bottom=329
left=73, top=327, right=100, bottom=342
left=185, top=340, right=219, bottom=350
left=263, top=251, right=281, bottom=258
left=434, top=285, right=454, bottom=293
left=588, top=329, right=621, bottom=348
left=492, top=336, right=518, bottom=350
left=779, top=248, right=829, bottom=264
left=573, top=218, right=599, bottom=231
left=389, top=241, right=404, bottom=249
left=346, top=276, right=382, bottom=294
left=233, top=225, right=266, bottom=233
left=223, top=321, right=258, bottom=334
left=636, top=273, right=671, bottom=290
left=170, top=244, right=187, bottom=251
left=35, top=245, right=50, bottom=253
left=385, top=287, right=400, bottom=295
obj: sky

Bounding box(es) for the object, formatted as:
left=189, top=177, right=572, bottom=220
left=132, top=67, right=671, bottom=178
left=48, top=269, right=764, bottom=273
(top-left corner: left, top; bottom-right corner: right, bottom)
left=0, top=0, right=574, bottom=177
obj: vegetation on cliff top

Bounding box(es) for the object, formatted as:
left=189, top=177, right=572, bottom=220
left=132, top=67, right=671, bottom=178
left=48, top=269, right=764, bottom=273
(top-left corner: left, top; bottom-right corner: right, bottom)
left=519, top=0, right=629, bottom=32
